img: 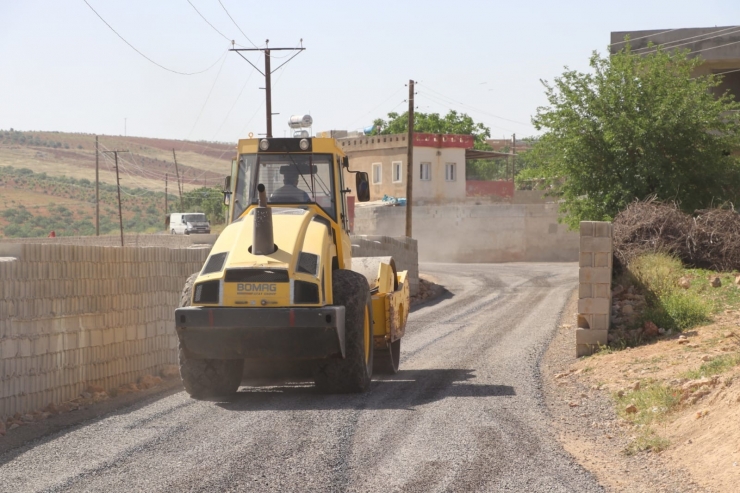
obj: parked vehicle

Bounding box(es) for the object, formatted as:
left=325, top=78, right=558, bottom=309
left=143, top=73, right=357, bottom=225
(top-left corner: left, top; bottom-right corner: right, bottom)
left=166, top=212, right=211, bottom=235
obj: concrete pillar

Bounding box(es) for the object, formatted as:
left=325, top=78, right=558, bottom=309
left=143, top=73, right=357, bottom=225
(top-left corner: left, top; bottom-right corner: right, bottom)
left=577, top=221, right=612, bottom=356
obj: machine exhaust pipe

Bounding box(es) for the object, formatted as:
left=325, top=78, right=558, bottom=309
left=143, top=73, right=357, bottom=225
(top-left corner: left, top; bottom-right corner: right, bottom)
left=252, top=183, right=275, bottom=255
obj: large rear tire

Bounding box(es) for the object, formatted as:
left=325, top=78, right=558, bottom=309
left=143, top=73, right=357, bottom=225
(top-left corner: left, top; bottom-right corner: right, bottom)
left=374, top=338, right=401, bottom=374
left=313, top=269, right=374, bottom=393
left=177, top=273, right=244, bottom=399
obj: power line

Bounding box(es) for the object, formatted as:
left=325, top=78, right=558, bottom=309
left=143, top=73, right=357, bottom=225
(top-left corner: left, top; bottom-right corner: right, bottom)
left=98, top=151, right=159, bottom=194
left=416, top=86, right=531, bottom=132
left=218, top=0, right=258, bottom=48
left=186, top=0, right=233, bottom=43
left=211, top=70, right=255, bottom=140
left=630, top=26, right=740, bottom=51
left=417, top=90, right=515, bottom=133
left=183, top=52, right=230, bottom=142
left=344, top=85, right=406, bottom=129
left=689, top=38, right=740, bottom=55
left=82, top=0, right=226, bottom=76
left=611, top=28, right=679, bottom=46
left=420, top=83, right=531, bottom=126
left=634, top=26, right=740, bottom=55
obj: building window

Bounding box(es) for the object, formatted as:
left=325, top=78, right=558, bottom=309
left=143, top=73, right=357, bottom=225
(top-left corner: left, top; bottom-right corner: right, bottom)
left=445, top=163, right=456, bottom=182
left=372, top=163, right=382, bottom=184
left=420, top=162, right=431, bottom=181
left=392, top=161, right=403, bottom=183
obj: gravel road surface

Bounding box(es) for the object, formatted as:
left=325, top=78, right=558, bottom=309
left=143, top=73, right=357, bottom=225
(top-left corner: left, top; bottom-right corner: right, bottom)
left=0, top=262, right=603, bottom=492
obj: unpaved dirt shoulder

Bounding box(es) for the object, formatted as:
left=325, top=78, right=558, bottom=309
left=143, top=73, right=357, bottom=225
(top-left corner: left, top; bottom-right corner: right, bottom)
left=0, top=379, right=183, bottom=456
left=541, top=289, right=708, bottom=493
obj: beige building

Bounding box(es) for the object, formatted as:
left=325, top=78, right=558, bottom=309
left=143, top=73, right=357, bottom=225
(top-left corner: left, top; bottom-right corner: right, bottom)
left=339, top=132, right=473, bottom=204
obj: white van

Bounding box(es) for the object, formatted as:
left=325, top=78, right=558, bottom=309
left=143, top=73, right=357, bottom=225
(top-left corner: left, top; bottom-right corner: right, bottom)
left=166, top=212, right=211, bottom=235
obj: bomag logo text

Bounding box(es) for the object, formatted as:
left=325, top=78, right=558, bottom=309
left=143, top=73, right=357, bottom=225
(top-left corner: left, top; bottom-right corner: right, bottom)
left=236, top=283, right=277, bottom=293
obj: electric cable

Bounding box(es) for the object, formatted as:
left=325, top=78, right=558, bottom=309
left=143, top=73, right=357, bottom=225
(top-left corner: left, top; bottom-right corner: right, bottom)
left=344, top=85, right=406, bottom=130
left=689, top=38, right=740, bottom=55
left=634, top=26, right=740, bottom=55
left=211, top=70, right=255, bottom=140
left=183, top=52, right=230, bottom=143
left=632, top=26, right=740, bottom=51
left=82, top=0, right=226, bottom=76
left=611, top=28, right=679, bottom=46
left=420, top=83, right=532, bottom=126
left=217, top=0, right=259, bottom=48
left=416, top=90, right=516, bottom=133
left=186, top=0, right=236, bottom=44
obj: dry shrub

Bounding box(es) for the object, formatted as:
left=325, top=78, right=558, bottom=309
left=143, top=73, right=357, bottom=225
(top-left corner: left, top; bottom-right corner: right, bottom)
left=613, top=198, right=692, bottom=267
left=690, top=206, right=740, bottom=271
left=613, top=199, right=740, bottom=271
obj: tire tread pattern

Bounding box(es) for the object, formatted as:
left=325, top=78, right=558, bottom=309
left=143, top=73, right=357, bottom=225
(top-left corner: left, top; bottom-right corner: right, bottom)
left=178, top=273, right=244, bottom=399
left=313, top=269, right=373, bottom=393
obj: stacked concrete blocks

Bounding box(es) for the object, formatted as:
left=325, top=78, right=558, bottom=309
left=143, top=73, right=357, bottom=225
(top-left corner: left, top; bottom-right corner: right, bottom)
left=0, top=243, right=209, bottom=418
left=577, top=221, right=613, bottom=357
left=0, top=233, right=219, bottom=249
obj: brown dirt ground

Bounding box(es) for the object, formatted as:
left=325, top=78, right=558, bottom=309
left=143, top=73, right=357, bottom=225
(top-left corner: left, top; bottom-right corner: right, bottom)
left=542, top=289, right=729, bottom=492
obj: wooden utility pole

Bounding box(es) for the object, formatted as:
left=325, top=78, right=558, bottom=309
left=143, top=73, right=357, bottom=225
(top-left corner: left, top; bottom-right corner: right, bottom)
left=172, top=149, right=183, bottom=210
left=103, top=150, right=127, bottom=247
left=265, top=48, right=273, bottom=137
left=95, top=135, right=99, bottom=236
left=405, top=79, right=415, bottom=238
left=512, top=133, right=517, bottom=181
left=165, top=173, right=168, bottom=214
left=230, top=40, right=305, bottom=138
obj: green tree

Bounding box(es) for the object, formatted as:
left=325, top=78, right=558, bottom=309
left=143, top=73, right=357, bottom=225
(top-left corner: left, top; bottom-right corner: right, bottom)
left=372, top=110, right=492, bottom=150
left=180, top=187, right=226, bottom=224
left=523, top=44, right=740, bottom=229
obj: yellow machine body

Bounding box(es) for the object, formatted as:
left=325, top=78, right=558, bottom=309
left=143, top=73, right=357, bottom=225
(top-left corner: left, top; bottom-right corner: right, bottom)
left=177, top=136, right=409, bottom=363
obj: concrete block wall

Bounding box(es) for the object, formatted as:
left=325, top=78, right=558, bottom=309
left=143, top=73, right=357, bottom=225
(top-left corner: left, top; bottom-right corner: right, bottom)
left=0, top=243, right=208, bottom=418
left=353, top=203, right=579, bottom=263
left=351, top=236, right=419, bottom=295
left=577, top=221, right=613, bottom=356
left=0, top=234, right=219, bottom=249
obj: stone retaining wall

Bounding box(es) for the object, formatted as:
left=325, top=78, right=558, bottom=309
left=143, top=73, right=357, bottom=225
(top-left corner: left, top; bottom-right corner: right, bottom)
left=0, top=243, right=208, bottom=418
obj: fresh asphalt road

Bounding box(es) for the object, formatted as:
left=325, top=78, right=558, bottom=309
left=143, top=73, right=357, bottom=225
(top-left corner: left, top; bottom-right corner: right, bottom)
left=0, top=262, right=603, bottom=493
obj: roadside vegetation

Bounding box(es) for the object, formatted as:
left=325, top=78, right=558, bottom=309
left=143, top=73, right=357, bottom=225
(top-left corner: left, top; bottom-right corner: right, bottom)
left=518, top=43, right=740, bottom=229
left=592, top=250, right=740, bottom=456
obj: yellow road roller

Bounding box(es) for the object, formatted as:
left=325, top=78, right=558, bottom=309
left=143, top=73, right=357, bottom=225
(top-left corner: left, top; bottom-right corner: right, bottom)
left=174, top=136, right=409, bottom=398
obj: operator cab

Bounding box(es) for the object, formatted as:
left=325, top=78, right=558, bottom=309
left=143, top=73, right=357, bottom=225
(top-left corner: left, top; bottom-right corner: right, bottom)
left=225, top=136, right=370, bottom=227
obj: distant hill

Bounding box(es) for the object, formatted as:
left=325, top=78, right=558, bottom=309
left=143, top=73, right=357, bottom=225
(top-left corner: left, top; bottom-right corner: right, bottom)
left=0, top=129, right=233, bottom=191
left=0, top=129, right=235, bottom=238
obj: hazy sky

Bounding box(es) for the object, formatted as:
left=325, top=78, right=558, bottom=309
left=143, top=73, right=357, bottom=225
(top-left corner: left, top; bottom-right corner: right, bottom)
left=1, top=1, right=738, bottom=143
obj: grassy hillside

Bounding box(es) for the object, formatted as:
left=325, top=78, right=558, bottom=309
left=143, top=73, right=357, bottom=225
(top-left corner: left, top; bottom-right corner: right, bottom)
left=0, top=129, right=232, bottom=192
left=0, top=129, right=234, bottom=238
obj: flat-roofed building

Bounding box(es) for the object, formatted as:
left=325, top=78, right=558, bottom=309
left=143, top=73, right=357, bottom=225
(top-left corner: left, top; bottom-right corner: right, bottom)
left=338, top=132, right=473, bottom=204
left=610, top=26, right=740, bottom=100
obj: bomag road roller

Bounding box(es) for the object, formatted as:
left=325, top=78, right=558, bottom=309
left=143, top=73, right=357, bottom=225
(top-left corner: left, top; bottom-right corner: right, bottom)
left=174, top=135, right=409, bottom=398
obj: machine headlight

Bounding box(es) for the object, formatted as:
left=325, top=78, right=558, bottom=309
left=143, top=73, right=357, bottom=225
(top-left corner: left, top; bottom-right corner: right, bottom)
left=299, top=138, right=309, bottom=150
left=259, top=139, right=270, bottom=151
